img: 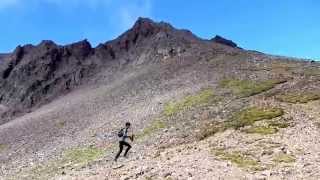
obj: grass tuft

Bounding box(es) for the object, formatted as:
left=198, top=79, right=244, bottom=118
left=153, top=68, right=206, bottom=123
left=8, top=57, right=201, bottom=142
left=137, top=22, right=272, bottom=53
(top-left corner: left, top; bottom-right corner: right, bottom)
left=56, top=121, right=66, bottom=128
left=225, top=107, right=284, bottom=129
left=213, top=149, right=263, bottom=171
left=268, top=120, right=290, bottom=129
left=163, top=89, right=215, bottom=117
left=242, top=118, right=290, bottom=135
left=22, top=146, right=105, bottom=179
left=272, top=153, right=296, bottom=163
left=276, top=91, right=320, bottom=104
left=137, top=120, right=166, bottom=140
left=220, top=79, right=285, bottom=97
left=62, top=146, right=104, bottom=166
left=0, top=144, right=7, bottom=153
left=197, top=122, right=227, bottom=140
left=198, top=107, right=284, bottom=139
left=243, top=126, right=278, bottom=135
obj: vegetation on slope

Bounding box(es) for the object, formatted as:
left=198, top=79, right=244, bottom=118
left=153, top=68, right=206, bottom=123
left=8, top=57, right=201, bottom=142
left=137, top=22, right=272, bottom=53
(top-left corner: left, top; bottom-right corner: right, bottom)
left=276, top=91, right=320, bottom=103
left=0, top=143, right=7, bottom=153
left=163, top=89, right=216, bottom=117
left=272, top=153, right=296, bottom=164
left=62, top=146, right=105, bottom=166
left=198, top=107, right=284, bottom=140
left=242, top=126, right=278, bottom=135
left=137, top=119, right=166, bottom=140
left=242, top=118, right=290, bottom=135
left=213, top=149, right=264, bottom=171
left=220, top=79, right=286, bottom=97
left=20, top=146, right=105, bottom=179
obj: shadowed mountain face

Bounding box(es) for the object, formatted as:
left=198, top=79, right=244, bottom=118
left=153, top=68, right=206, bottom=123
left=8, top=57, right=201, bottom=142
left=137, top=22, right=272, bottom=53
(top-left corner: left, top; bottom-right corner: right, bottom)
left=0, top=18, right=211, bottom=123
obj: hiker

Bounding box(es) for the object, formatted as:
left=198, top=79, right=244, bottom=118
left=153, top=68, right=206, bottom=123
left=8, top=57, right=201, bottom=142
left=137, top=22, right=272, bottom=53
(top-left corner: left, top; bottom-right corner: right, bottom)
left=115, top=122, right=134, bottom=161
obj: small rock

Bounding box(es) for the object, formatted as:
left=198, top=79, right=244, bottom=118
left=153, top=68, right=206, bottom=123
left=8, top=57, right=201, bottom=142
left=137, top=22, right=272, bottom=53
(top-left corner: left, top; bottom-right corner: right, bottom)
left=303, top=163, right=312, bottom=167
left=261, top=170, right=271, bottom=177
left=163, top=172, right=172, bottom=178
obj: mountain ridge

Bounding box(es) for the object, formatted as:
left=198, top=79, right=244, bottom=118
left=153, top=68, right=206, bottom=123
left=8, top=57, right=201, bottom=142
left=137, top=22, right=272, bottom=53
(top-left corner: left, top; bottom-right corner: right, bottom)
left=0, top=17, right=241, bottom=123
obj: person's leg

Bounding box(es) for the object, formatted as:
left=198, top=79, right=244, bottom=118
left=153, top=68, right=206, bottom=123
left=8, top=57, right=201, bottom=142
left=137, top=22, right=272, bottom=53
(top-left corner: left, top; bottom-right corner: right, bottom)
left=123, top=141, right=132, bottom=157
left=115, top=141, right=124, bottom=161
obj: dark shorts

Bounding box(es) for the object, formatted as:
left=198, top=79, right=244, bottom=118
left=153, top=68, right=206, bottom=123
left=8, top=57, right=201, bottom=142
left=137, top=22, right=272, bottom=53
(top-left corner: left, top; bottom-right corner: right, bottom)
left=119, top=141, right=131, bottom=147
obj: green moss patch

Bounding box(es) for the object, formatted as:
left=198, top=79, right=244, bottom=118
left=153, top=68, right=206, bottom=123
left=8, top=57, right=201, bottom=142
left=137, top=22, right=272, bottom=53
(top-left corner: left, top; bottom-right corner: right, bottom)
left=163, top=89, right=215, bottom=117
left=0, top=144, right=7, bottom=152
left=220, top=79, right=286, bottom=97
left=136, top=120, right=166, bottom=140
left=268, top=120, right=290, bottom=129
left=276, top=91, right=320, bottom=103
left=21, top=146, right=105, bottom=179
left=272, top=153, right=296, bottom=163
left=197, top=122, right=227, bottom=140
left=213, top=149, right=264, bottom=171
left=198, top=107, right=284, bottom=139
left=243, top=126, right=278, bottom=135
left=225, top=107, right=284, bottom=129
left=256, top=141, right=282, bottom=150
left=56, top=120, right=66, bottom=128
left=242, top=119, right=290, bottom=135
left=221, top=79, right=287, bottom=97
left=62, top=146, right=104, bottom=166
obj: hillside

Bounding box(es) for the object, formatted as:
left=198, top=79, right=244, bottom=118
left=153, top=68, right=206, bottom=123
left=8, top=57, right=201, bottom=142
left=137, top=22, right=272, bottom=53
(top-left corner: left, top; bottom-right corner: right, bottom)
left=1, top=18, right=320, bottom=179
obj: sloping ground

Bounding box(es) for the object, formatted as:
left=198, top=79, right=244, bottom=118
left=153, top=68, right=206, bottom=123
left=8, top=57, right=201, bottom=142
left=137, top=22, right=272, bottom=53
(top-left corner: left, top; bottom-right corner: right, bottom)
left=55, top=80, right=320, bottom=180
left=1, top=48, right=320, bottom=179
left=54, top=78, right=320, bottom=179
left=0, top=49, right=228, bottom=178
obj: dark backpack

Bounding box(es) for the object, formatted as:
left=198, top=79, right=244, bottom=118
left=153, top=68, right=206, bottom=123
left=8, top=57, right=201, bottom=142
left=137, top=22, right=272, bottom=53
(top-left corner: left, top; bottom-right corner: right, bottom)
left=117, top=128, right=124, bottom=137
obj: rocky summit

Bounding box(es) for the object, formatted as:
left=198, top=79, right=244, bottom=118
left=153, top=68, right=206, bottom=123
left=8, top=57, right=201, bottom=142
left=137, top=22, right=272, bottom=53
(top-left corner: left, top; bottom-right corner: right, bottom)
left=211, top=35, right=238, bottom=48
left=1, top=18, right=320, bottom=179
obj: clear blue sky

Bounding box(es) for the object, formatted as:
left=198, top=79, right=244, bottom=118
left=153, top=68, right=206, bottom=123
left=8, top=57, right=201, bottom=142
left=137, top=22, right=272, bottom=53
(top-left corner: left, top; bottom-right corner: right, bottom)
left=0, top=0, right=319, bottom=60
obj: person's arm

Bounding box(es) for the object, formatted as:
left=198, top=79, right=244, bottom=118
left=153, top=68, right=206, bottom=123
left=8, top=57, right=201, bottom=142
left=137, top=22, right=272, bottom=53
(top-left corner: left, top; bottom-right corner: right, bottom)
left=128, top=129, right=134, bottom=141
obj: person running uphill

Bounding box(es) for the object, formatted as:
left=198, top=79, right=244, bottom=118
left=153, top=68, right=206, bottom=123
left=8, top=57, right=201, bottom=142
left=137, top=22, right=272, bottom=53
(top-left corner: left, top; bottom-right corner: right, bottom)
left=115, top=122, right=134, bottom=161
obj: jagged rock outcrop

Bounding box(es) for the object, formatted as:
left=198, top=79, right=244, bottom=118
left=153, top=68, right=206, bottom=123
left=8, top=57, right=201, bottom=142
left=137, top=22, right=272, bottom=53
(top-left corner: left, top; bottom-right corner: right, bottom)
left=0, top=40, right=97, bottom=121
left=0, top=17, right=237, bottom=123
left=211, top=35, right=238, bottom=48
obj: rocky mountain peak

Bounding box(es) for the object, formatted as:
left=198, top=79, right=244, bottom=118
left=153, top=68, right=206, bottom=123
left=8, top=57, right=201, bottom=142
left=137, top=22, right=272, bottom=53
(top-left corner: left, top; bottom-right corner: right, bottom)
left=211, top=35, right=238, bottom=48
left=65, top=39, right=93, bottom=58
left=39, top=40, right=57, bottom=47
left=0, top=17, right=237, bottom=122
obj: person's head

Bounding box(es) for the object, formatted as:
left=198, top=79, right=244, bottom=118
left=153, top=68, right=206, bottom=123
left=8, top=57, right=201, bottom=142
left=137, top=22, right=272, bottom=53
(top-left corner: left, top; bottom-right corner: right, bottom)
left=125, top=122, right=131, bottom=128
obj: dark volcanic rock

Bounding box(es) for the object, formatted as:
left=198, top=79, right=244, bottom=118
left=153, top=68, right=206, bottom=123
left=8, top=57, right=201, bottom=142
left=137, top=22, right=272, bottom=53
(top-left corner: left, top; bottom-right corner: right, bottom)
left=211, top=35, right=238, bottom=48
left=0, top=40, right=99, bottom=122
left=0, top=17, right=210, bottom=123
